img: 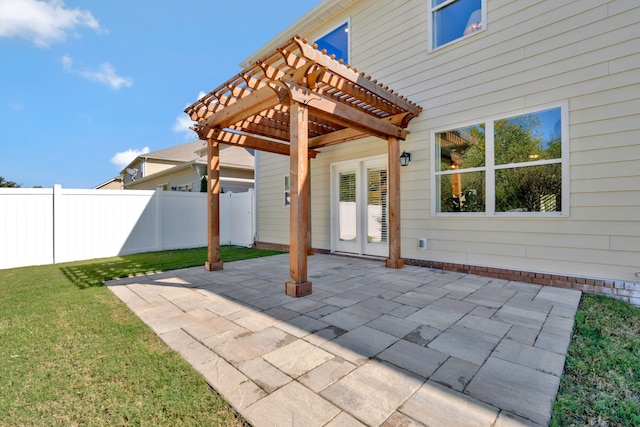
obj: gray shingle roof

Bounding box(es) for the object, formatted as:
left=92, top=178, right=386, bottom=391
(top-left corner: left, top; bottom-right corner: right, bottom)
left=145, top=140, right=254, bottom=169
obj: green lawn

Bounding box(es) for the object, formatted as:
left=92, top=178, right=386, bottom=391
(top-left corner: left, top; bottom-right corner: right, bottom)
left=1, top=247, right=638, bottom=426
left=551, top=294, right=640, bottom=426
left=0, top=246, right=281, bottom=426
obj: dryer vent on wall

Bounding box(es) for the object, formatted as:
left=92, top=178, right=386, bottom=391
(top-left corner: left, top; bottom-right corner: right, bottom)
left=418, top=238, right=427, bottom=249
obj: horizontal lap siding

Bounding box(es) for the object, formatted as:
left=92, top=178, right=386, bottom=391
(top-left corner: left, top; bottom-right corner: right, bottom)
left=376, top=0, right=639, bottom=281
left=254, top=0, right=639, bottom=282
left=256, top=153, right=289, bottom=245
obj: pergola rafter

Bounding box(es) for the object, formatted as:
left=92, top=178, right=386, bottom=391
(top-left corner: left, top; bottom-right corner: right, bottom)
left=184, top=35, right=421, bottom=297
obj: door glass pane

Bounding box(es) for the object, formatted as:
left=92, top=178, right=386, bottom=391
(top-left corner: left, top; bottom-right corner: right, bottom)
left=367, top=167, right=387, bottom=244
left=339, top=171, right=356, bottom=242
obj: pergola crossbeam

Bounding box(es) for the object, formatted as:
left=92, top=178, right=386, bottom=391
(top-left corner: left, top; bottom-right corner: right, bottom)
left=214, top=130, right=319, bottom=158
left=283, top=80, right=407, bottom=140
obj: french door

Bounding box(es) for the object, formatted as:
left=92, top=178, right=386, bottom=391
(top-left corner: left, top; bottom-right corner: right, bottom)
left=332, top=156, right=388, bottom=257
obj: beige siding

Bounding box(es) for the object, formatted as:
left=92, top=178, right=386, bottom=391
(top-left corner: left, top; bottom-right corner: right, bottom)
left=255, top=0, right=640, bottom=282
left=256, top=153, right=290, bottom=244
left=128, top=167, right=200, bottom=191
left=144, top=160, right=177, bottom=177
left=129, top=166, right=253, bottom=194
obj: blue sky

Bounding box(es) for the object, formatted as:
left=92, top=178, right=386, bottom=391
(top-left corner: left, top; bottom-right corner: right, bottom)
left=0, top=0, right=320, bottom=188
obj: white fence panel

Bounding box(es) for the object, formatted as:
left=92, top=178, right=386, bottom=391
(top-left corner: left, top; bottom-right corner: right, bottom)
left=229, top=189, right=255, bottom=247
left=0, top=188, right=54, bottom=269
left=54, top=187, right=158, bottom=263
left=160, top=191, right=208, bottom=250
left=0, top=186, right=255, bottom=270
left=220, top=193, right=231, bottom=245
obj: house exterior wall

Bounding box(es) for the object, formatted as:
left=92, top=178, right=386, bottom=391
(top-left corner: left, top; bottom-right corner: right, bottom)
left=144, top=159, right=179, bottom=177
left=256, top=0, right=640, bottom=294
left=127, top=166, right=254, bottom=193
left=127, top=167, right=202, bottom=191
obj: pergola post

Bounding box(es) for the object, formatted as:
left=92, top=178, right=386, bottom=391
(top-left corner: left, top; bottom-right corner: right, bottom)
left=204, top=137, right=223, bottom=271
left=286, top=100, right=312, bottom=297
left=386, top=136, right=404, bottom=269
left=307, top=156, right=314, bottom=256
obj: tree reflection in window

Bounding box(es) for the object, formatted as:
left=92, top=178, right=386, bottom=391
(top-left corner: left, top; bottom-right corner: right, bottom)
left=436, top=124, right=486, bottom=212
left=435, top=107, right=564, bottom=214
left=494, top=108, right=562, bottom=212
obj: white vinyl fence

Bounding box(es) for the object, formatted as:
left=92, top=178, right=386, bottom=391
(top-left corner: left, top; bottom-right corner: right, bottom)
left=0, top=186, right=255, bottom=270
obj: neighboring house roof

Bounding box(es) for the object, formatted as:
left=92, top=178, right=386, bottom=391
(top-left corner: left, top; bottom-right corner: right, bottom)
left=120, top=140, right=255, bottom=177
left=93, top=175, right=123, bottom=190
left=99, top=140, right=255, bottom=189
left=140, top=140, right=205, bottom=163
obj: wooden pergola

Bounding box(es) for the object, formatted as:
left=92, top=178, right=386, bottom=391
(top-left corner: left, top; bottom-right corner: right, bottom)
left=184, top=35, right=422, bottom=297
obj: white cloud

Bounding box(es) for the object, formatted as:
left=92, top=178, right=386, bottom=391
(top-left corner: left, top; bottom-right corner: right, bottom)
left=172, top=115, right=195, bottom=137
left=111, top=147, right=150, bottom=169
left=172, top=91, right=207, bottom=139
left=0, top=0, right=103, bottom=48
left=61, top=55, right=133, bottom=89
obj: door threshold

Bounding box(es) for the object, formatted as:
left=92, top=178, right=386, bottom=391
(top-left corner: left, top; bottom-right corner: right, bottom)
left=331, top=252, right=388, bottom=262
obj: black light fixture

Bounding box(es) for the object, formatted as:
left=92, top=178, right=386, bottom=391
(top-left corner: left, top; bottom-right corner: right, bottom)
left=400, top=151, right=411, bottom=166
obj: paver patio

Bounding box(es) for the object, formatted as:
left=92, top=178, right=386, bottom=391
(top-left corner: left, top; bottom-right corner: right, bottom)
left=105, top=253, right=581, bottom=426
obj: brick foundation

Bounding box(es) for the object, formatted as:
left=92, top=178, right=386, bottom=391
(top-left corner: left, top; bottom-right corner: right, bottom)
left=404, top=258, right=640, bottom=307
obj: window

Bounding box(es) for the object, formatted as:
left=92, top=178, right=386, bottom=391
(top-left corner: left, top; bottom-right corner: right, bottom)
left=284, top=176, right=290, bottom=207
left=434, top=105, right=567, bottom=215
left=315, top=21, right=349, bottom=63
left=430, top=0, right=485, bottom=49
left=174, top=183, right=192, bottom=192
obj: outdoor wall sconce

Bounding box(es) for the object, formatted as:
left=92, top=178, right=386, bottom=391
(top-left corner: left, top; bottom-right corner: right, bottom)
left=400, top=151, right=411, bottom=166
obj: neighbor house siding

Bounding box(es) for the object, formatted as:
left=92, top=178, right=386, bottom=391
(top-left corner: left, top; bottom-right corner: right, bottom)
left=128, top=166, right=254, bottom=194
left=255, top=0, right=640, bottom=284
left=144, top=160, right=177, bottom=177
left=127, top=167, right=199, bottom=191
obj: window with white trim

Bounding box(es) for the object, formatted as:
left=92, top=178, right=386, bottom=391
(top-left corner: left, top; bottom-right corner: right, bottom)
left=174, top=183, right=192, bottom=192
left=434, top=105, right=567, bottom=215
left=315, top=21, right=349, bottom=63
left=430, top=0, right=485, bottom=50
left=284, top=175, right=290, bottom=207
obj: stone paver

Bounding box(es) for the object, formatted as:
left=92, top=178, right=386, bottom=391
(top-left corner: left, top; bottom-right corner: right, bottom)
left=264, top=339, right=334, bottom=378
left=105, top=253, right=582, bottom=426
left=320, top=325, right=398, bottom=365
left=298, top=357, right=356, bottom=392
left=465, top=357, right=561, bottom=425
left=430, top=355, right=481, bottom=391
left=243, top=381, right=340, bottom=427
left=428, top=325, right=502, bottom=365
left=400, top=381, right=499, bottom=427
left=378, top=339, right=448, bottom=378
left=321, top=360, right=423, bottom=426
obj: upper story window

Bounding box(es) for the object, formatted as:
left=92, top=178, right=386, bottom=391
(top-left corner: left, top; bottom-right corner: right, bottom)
left=433, top=105, right=568, bottom=216
left=315, top=21, right=349, bottom=63
left=430, top=0, right=485, bottom=50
